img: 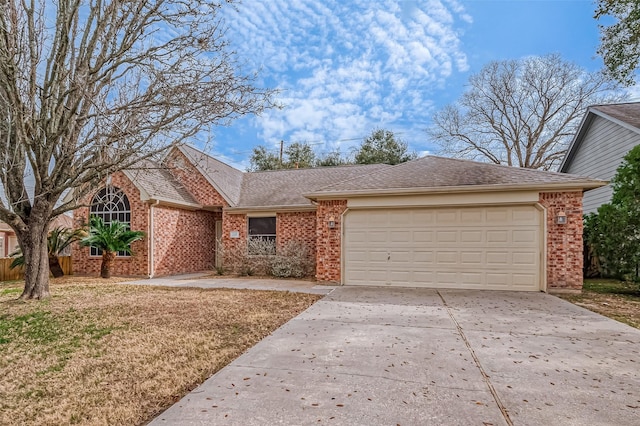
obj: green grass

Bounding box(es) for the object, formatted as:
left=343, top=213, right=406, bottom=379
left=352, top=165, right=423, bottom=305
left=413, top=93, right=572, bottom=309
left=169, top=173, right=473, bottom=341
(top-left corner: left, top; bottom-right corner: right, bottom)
left=0, top=288, right=22, bottom=296
left=582, top=278, right=640, bottom=297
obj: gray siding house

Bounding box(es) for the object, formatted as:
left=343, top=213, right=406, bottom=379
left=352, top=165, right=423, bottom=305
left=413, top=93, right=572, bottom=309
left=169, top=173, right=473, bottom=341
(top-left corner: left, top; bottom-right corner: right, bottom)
left=559, top=102, right=640, bottom=213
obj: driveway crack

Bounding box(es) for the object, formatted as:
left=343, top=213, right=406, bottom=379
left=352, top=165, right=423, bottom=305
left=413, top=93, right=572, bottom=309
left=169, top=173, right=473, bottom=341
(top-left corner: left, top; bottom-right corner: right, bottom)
left=437, top=290, right=514, bottom=426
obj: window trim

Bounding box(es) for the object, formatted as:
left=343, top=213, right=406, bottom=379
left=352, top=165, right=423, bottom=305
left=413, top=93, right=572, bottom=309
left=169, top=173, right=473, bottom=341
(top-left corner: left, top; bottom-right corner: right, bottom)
left=247, top=215, right=276, bottom=256
left=89, top=186, right=132, bottom=258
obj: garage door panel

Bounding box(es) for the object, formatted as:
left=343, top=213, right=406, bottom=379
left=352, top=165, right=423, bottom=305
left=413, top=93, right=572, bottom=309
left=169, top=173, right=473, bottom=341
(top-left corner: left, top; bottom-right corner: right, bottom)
left=512, top=229, right=537, bottom=243
left=460, top=272, right=482, bottom=285
left=460, top=230, right=483, bottom=243
left=460, top=210, right=483, bottom=222
left=436, top=271, right=458, bottom=284
left=412, top=250, right=434, bottom=263
left=344, top=205, right=541, bottom=291
left=391, top=251, right=411, bottom=262
left=412, top=210, right=436, bottom=224
left=390, top=230, right=411, bottom=242
left=487, top=230, right=509, bottom=243
left=486, top=251, right=509, bottom=265
left=486, top=273, right=509, bottom=286
left=436, top=230, right=458, bottom=243
left=436, top=251, right=458, bottom=264
left=436, top=210, right=458, bottom=224
left=512, top=273, right=537, bottom=287
left=369, top=251, right=389, bottom=262
left=513, top=251, right=536, bottom=265
left=461, top=251, right=483, bottom=265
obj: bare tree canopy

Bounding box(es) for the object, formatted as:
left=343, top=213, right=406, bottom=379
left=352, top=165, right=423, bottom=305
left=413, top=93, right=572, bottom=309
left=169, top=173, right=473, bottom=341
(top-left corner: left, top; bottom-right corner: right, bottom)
left=0, top=0, right=275, bottom=299
left=596, top=0, right=640, bottom=86
left=428, top=54, right=621, bottom=170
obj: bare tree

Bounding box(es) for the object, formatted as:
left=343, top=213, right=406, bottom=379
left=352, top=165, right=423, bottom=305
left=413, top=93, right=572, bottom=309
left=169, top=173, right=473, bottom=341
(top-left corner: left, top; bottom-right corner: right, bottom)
left=0, top=0, right=276, bottom=299
left=428, top=54, right=621, bottom=170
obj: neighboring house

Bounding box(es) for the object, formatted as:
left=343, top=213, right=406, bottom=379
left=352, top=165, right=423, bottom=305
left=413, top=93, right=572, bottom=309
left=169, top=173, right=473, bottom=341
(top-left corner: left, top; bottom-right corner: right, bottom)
left=72, top=144, right=604, bottom=291
left=0, top=214, right=74, bottom=257
left=559, top=102, right=640, bottom=214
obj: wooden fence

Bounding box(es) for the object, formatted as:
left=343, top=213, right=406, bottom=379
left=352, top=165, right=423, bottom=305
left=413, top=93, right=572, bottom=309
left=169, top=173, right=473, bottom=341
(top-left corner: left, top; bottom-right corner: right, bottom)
left=0, top=256, right=72, bottom=281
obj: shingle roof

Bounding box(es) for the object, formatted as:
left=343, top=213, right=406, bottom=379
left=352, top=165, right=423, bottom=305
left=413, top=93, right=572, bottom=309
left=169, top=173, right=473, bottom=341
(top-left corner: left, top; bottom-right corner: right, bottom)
left=177, top=144, right=244, bottom=206
left=124, top=160, right=199, bottom=206
left=308, top=155, right=605, bottom=196
left=237, top=164, right=390, bottom=208
left=591, top=102, right=640, bottom=131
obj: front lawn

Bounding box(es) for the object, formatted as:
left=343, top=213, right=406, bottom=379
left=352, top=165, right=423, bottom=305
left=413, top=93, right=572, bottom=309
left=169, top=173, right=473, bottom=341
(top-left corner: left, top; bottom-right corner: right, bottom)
left=0, top=276, right=321, bottom=425
left=557, top=279, right=640, bottom=329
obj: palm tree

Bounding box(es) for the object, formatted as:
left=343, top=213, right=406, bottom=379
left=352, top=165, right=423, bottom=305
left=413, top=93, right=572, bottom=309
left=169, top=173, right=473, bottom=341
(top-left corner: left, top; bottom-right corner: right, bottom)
left=81, top=216, right=145, bottom=278
left=10, top=226, right=85, bottom=277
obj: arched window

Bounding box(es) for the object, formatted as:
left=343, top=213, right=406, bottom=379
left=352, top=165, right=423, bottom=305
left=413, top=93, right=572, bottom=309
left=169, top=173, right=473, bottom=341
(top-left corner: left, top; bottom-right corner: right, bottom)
left=89, top=186, right=131, bottom=256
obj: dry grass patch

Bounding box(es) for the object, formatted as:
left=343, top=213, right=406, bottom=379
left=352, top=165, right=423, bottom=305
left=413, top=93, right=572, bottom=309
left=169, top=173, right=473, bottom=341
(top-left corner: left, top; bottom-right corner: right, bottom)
left=557, top=279, right=640, bottom=329
left=0, top=276, right=321, bottom=425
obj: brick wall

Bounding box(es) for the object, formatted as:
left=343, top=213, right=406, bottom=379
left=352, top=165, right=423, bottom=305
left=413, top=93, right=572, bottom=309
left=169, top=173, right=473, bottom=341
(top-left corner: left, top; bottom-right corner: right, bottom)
left=72, top=172, right=149, bottom=276
left=151, top=205, right=217, bottom=276
left=220, top=211, right=317, bottom=272
left=221, top=212, right=247, bottom=264
left=315, top=200, right=347, bottom=283
left=540, top=191, right=584, bottom=290
left=164, top=149, right=229, bottom=207
left=277, top=211, right=317, bottom=268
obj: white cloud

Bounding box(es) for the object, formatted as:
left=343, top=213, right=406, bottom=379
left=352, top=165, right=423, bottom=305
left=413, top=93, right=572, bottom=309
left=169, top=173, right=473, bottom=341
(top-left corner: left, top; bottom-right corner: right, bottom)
left=626, top=83, right=640, bottom=101
left=221, top=0, right=470, bottom=153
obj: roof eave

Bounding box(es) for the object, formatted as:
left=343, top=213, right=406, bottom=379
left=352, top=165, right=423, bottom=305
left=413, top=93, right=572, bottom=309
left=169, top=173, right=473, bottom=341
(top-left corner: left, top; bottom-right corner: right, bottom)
left=305, top=180, right=608, bottom=200
left=558, top=110, right=595, bottom=172
left=145, top=196, right=203, bottom=211
left=225, top=204, right=317, bottom=213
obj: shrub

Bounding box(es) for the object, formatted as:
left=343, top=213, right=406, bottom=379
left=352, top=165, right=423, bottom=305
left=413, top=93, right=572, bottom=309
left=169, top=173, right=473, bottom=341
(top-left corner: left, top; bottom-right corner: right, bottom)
left=215, top=239, right=314, bottom=278
left=585, top=145, right=640, bottom=281
left=269, top=241, right=314, bottom=278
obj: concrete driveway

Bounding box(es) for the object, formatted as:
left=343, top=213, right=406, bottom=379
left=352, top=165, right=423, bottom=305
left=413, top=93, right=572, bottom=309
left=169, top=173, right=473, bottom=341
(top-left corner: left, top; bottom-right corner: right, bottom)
left=149, top=287, right=640, bottom=426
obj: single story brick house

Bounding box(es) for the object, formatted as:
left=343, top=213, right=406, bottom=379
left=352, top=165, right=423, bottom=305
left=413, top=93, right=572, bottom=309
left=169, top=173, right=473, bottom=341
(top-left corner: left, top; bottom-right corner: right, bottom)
left=72, top=144, right=605, bottom=291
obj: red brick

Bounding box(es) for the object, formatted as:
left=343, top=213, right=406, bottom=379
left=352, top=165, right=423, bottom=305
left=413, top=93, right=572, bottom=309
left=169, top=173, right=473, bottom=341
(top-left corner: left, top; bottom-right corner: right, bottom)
left=539, top=191, right=584, bottom=290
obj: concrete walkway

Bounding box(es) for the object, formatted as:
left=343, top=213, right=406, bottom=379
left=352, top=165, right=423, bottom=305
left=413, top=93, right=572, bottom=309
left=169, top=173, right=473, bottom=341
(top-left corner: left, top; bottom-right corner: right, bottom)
left=124, top=273, right=335, bottom=295
left=149, top=287, right=640, bottom=426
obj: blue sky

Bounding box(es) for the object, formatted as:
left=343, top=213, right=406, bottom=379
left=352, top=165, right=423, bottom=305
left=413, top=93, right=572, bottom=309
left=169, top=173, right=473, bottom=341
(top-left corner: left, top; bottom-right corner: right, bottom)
left=202, top=0, right=620, bottom=169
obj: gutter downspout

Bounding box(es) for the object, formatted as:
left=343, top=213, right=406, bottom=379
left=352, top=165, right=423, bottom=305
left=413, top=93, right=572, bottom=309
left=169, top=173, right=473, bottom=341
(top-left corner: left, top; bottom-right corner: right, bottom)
left=148, top=200, right=160, bottom=278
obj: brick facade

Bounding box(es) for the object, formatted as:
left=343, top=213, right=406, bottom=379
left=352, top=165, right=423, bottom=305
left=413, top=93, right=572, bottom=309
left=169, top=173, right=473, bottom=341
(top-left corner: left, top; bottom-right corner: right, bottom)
left=221, top=211, right=317, bottom=273
left=72, top=160, right=586, bottom=291
left=72, top=172, right=149, bottom=276
left=221, top=212, right=247, bottom=263
left=151, top=206, right=217, bottom=276
left=73, top=170, right=222, bottom=278
left=315, top=200, right=347, bottom=283
left=277, top=211, right=316, bottom=261
left=164, top=149, right=229, bottom=207
left=539, top=191, right=584, bottom=290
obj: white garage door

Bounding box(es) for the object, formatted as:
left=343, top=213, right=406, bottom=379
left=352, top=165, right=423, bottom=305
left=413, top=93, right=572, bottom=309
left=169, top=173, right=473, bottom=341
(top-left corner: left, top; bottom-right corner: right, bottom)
left=344, top=205, right=541, bottom=291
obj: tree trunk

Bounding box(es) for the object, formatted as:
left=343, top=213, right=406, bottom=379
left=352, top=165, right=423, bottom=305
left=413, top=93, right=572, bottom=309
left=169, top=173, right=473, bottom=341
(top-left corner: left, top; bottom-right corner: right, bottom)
left=19, top=226, right=51, bottom=300
left=101, top=251, right=116, bottom=278
left=49, top=254, right=65, bottom=278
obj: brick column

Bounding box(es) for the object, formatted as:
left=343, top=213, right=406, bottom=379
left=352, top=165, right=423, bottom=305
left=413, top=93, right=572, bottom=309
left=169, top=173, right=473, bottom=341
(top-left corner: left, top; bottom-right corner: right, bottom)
left=539, top=191, right=584, bottom=291
left=316, top=200, right=347, bottom=283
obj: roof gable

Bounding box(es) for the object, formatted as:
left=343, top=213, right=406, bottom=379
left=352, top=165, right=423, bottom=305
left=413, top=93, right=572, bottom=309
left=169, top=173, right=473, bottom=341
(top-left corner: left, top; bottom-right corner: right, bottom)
left=560, top=102, right=640, bottom=172
left=175, top=144, right=244, bottom=206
